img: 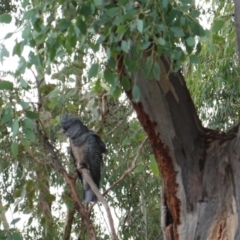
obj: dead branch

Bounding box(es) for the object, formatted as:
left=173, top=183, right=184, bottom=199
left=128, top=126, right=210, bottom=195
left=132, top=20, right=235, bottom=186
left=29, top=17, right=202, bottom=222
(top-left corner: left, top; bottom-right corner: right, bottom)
left=78, top=168, right=119, bottom=240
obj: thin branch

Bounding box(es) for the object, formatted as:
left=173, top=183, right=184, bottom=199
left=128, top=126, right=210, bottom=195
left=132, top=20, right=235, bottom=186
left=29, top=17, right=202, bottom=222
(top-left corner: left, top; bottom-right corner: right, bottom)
left=97, top=204, right=111, bottom=236
left=78, top=168, right=119, bottom=240
left=63, top=203, right=75, bottom=240
left=0, top=190, right=9, bottom=230
left=103, top=137, right=148, bottom=196
left=107, top=106, right=133, bottom=135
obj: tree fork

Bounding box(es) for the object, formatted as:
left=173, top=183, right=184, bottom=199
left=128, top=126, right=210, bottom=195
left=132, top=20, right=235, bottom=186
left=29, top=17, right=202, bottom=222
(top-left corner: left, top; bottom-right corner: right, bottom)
left=116, top=52, right=240, bottom=239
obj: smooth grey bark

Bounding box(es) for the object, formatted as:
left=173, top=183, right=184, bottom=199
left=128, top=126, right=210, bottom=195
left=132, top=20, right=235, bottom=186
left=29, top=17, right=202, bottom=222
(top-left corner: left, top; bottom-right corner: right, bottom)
left=116, top=53, right=240, bottom=240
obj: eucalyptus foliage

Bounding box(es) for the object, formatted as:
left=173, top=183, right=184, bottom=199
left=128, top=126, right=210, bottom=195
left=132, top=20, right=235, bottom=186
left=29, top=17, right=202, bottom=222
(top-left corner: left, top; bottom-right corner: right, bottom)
left=186, top=0, right=239, bottom=130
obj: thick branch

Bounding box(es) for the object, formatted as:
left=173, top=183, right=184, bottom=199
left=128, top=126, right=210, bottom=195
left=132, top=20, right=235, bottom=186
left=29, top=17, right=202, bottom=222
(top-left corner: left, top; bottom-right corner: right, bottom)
left=78, top=168, right=119, bottom=240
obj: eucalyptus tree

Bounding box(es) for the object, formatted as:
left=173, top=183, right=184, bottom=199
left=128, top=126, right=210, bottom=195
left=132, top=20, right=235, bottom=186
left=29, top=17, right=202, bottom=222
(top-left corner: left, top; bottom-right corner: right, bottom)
left=0, top=0, right=240, bottom=239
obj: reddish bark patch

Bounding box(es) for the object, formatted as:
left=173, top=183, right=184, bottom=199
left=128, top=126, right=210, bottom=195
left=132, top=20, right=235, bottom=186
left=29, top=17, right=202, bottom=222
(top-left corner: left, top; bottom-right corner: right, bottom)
left=127, top=95, right=181, bottom=238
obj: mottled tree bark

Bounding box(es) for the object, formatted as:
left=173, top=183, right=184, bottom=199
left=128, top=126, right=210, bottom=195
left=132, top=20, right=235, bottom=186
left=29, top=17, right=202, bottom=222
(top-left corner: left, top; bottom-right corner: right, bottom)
left=117, top=53, right=240, bottom=239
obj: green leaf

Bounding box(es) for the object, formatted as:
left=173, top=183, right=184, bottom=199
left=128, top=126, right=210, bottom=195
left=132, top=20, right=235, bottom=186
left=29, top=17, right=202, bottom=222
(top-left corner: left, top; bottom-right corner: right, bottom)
left=112, top=86, right=122, bottom=99
left=211, top=20, right=224, bottom=33
left=48, top=89, right=60, bottom=99
left=186, top=37, right=195, bottom=47
left=171, top=27, right=185, bottom=37
left=0, top=44, right=9, bottom=63
left=162, top=0, right=168, bottom=8
left=96, top=36, right=106, bottom=44
left=20, top=78, right=29, bottom=89
left=121, top=76, right=131, bottom=91
left=23, top=127, right=35, bottom=142
left=76, top=18, right=87, bottom=35
left=157, top=37, right=166, bottom=46
left=132, top=85, right=140, bottom=102
left=191, top=10, right=200, bottom=18
left=153, top=61, right=161, bottom=80
left=51, top=72, right=65, bottom=81
left=140, top=41, right=151, bottom=50
left=0, top=13, right=12, bottom=23
left=11, top=142, right=18, bottom=157
left=23, top=8, right=37, bottom=20
left=0, top=81, right=13, bottom=90
left=136, top=19, right=143, bottom=33
left=11, top=218, right=21, bottom=225
left=189, top=54, right=200, bottom=64
left=16, top=57, right=27, bottom=74
left=150, top=154, right=159, bottom=177
left=106, top=7, right=119, bottom=17
left=1, top=107, right=13, bottom=124
left=4, top=32, right=13, bottom=39
left=104, top=69, right=116, bottom=86
left=88, top=63, right=99, bottom=79
left=19, top=101, right=30, bottom=110
left=93, top=79, right=101, bottom=93
left=11, top=231, right=23, bottom=240
left=58, top=19, right=70, bottom=32
left=12, top=119, right=19, bottom=137
left=122, top=137, right=130, bottom=146
left=25, top=111, right=38, bottom=119
left=79, top=5, right=92, bottom=16
left=22, top=24, right=31, bottom=39
left=121, top=40, right=129, bottom=53
left=13, top=42, right=23, bottom=57
left=23, top=118, right=35, bottom=129
left=191, top=22, right=205, bottom=36
left=22, top=0, right=30, bottom=8
left=101, top=82, right=110, bottom=91
left=94, top=0, right=103, bottom=7
left=21, top=138, right=29, bottom=148
left=116, top=25, right=126, bottom=34
left=134, top=165, right=145, bottom=173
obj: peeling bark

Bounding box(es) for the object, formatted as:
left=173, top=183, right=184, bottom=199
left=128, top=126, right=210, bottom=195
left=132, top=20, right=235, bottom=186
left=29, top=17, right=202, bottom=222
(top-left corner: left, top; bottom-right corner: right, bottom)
left=117, top=53, right=240, bottom=239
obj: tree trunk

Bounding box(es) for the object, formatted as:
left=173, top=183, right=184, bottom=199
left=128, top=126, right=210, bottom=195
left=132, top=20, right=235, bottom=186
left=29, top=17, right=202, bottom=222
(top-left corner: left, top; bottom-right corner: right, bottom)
left=117, top=54, right=240, bottom=239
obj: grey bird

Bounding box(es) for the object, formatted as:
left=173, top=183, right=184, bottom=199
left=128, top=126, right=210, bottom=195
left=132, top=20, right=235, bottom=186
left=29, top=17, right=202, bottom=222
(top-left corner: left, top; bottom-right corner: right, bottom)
left=61, top=114, right=107, bottom=202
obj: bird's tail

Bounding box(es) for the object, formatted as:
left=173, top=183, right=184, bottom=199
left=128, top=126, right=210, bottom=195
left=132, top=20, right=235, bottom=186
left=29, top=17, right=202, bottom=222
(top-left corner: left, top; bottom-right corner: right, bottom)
left=84, top=189, right=98, bottom=203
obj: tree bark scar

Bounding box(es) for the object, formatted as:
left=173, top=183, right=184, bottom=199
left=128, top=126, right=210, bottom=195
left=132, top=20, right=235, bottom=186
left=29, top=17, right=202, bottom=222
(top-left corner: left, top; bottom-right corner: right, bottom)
left=125, top=95, right=181, bottom=239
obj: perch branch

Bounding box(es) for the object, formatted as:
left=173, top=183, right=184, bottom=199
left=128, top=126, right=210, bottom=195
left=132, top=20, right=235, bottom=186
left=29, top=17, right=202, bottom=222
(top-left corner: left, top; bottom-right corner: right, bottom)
left=78, top=167, right=119, bottom=240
